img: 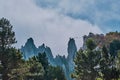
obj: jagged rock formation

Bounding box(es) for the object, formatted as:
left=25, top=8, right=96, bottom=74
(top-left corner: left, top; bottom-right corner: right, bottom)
left=21, top=32, right=120, bottom=80
left=67, top=38, right=77, bottom=80
left=21, top=38, right=38, bottom=59
left=21, top=38, right=55, bottom=65
left=54, top=38, right=77, bottom=80
left=21, top=37, right=77, bottom=80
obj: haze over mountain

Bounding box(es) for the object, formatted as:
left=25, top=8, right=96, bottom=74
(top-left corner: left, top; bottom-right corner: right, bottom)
left=1, top=0, right=120, bottom=80
left=20, top=32, right=120, bottom=80
left=0, top=0, right=119, bottom=56
left=21, top=38, right=77, bottom=80
left=0, top=0, right=103, bottom=57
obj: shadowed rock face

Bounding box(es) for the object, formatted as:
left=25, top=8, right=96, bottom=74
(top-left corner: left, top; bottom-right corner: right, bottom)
left=21, top=38, right=37, bottom=60
left=20, top=37, right=77, bottom=80
left=21, top=38, right=55, bottom=65
left=67, top=38, right=77, bottom=80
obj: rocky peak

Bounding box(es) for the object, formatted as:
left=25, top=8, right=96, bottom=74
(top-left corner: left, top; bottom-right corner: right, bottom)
left=27, top=38, right=34, bottom=44
left=66, top=38, right=77, bottom=80
left=21, top=37, right=37, bottom=60
left=38, top=43, right=46, bottom=53
left=67, top=38, right=77, bottom=60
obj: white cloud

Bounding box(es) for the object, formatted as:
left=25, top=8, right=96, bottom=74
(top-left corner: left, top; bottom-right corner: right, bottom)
left=0, top=0, right=102, bottom=56
left=35, top=0, right=120, bottom=32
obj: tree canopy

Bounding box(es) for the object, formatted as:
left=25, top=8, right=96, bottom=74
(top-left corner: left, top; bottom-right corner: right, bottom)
left=73, top=38, right=120, bottom=80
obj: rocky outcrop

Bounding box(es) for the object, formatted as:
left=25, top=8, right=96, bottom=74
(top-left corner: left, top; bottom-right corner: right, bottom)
left=21, top=38, right=38, bottom=60
left=82, top=32, right=120, bottom=50
left=53, top=38, right=77, bottom=80
left=20, top=37, right=77, bottom=80
left=83, top=32, right=104, bottom=49
left=67, top=38, right=77, bottom=80
left=21, top=38, right=54, bottom=65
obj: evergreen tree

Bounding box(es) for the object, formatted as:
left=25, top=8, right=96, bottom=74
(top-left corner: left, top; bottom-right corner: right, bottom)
left=36, top=52, right=66, bottom=80
left=73, top=38, right=101, bottom=80
left=6, top=48, right=25, bottom=80
left=99, top=45, right=111, bottom=80
left=109, top=40, right=120, bottom=57
left=36, top=52, right=49, bottom=74
left=25, top=56, right=44, bottom=80
left=0, top=18, right=16, bottom=80
left=47, top=66, right=66, bottom=80
left=100, top=45, right=120, bottom=80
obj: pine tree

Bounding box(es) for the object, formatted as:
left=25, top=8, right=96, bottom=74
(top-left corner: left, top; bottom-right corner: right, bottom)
left=0, top=18, right=16, bottom=80
left=100, top=45, right=120, bottom=80
left=73, top=38, right=101, bottom=80
left=47, top=66, right=66, bottom=80
left=25, top=56, right=44, bottom=80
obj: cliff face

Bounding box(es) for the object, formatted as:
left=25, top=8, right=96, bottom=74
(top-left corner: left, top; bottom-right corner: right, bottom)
left=20, top=38, right=77, bottom=80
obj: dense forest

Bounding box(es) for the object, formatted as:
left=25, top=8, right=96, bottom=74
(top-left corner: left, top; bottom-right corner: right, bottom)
left=0, top=18, right=120, bottom=80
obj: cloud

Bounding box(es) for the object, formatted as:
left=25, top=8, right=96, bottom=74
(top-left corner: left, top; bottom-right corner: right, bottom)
left=0, top=0, right=102, bottom=56
left=35, top=0, right=120, bottom=32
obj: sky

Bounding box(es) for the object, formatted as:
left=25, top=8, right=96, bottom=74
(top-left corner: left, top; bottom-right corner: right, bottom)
left=0, top=0, right=120, bottom=56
